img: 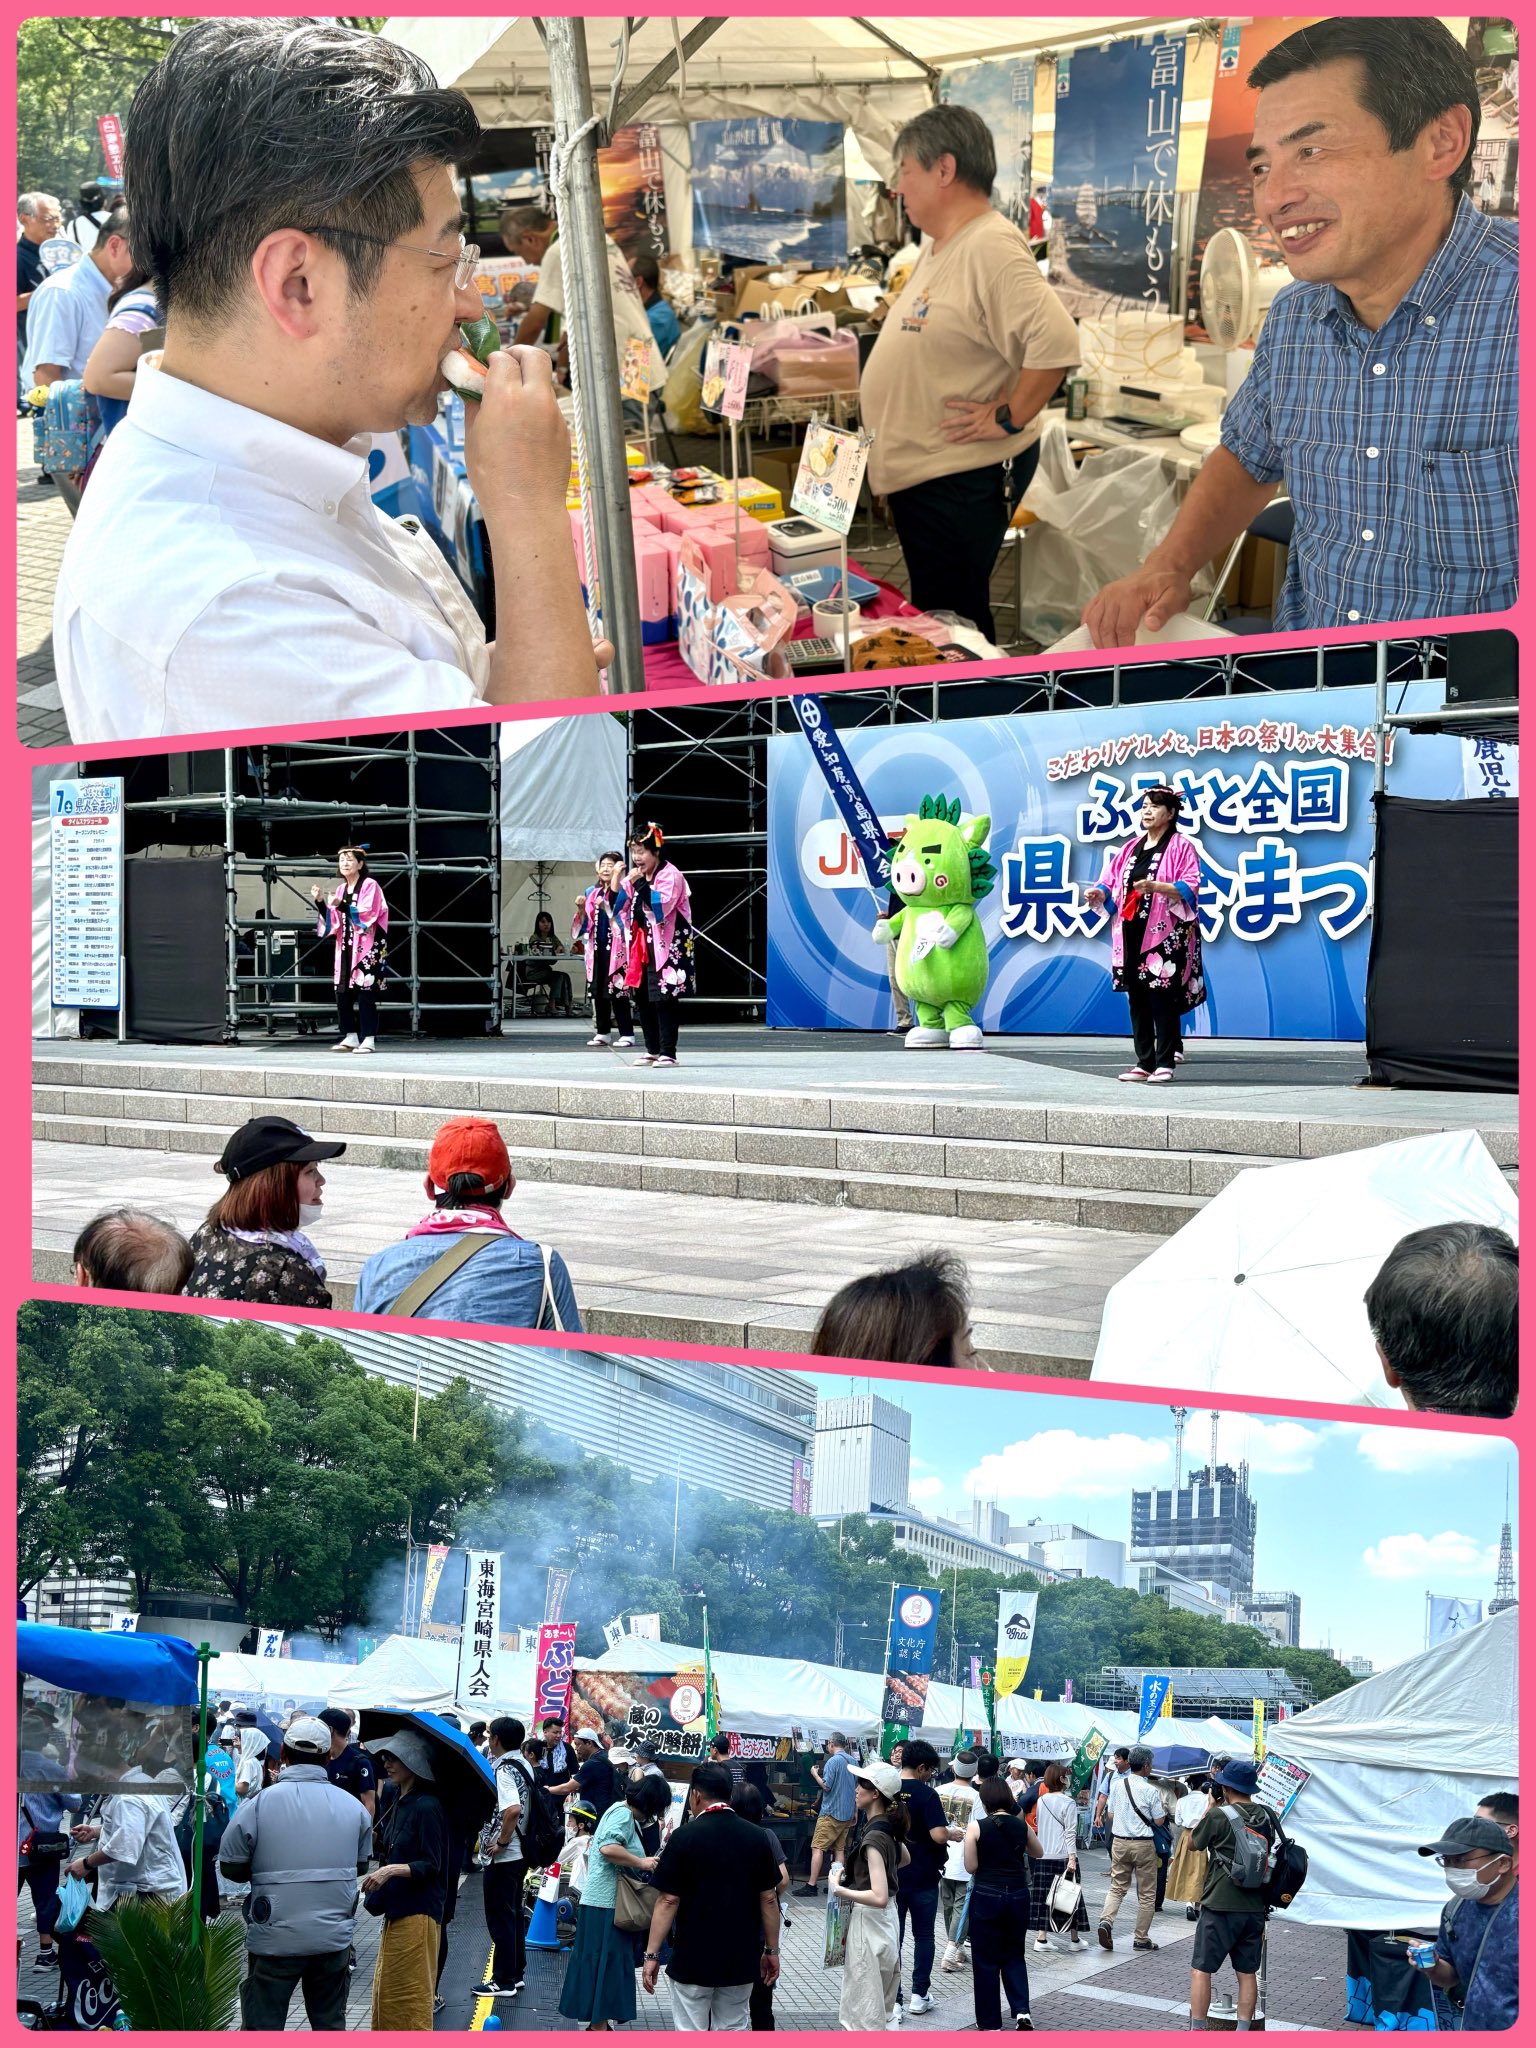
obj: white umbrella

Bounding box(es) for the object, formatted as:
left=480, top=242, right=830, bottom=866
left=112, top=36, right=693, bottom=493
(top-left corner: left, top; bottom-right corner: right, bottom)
left=1090, top=1129, right=1517, bottom=1405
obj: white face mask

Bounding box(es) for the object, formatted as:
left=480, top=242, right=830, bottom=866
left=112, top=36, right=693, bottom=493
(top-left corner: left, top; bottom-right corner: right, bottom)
left=299, top=1202, right=325, bottom=1228
left=1445, top=1861, right=1505, bottom=1901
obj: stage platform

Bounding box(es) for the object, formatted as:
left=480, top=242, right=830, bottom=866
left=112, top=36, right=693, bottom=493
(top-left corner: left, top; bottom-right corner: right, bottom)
left=34, top=1028, right=1515, bottom=1377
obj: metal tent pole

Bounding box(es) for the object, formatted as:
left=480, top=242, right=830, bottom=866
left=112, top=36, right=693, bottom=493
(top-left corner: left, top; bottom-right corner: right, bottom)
left=543, top=14, right=646, bottom=693
left=223, top=752, right=238, bottom=1040
left=408, top=736, right=422, bottom=1036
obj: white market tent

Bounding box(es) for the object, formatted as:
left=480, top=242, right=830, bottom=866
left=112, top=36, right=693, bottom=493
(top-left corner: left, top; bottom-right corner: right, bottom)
left=385, top=17, right=1193, bottom=168
left=1270, top=1607, right=1517, bottom=1932
left=205, top=1652, right=355, bottom=1705
left=500, top=712, right=626, bottom=861
left=326, top=1633, right=539, bottom=1718
left=588, top=1636, right=989, bottom=1744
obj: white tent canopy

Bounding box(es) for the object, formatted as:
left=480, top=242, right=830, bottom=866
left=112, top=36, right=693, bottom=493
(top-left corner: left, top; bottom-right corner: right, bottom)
left=385, top=16, right=1195, bottom=180
left=499, top=712, right=626, bottom=862
left=1271, top=1608, right=1517, bottom=1931
left=325, top=1634, right=539, bottom=1718
left=205, top=1653, right=355, bottom=1706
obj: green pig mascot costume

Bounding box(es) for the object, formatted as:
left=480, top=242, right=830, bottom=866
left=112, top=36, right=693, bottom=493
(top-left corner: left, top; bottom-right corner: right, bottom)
left=873, top=793, right=996, bottom=1049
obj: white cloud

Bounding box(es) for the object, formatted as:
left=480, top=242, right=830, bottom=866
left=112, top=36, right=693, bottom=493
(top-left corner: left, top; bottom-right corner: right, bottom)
left=1232, top=1417, right=1325, bottom=1475
left=1346, top=1427, right=1509, bottom=1477
left=1361, top=1530, right=1499, bottom=1581
left=966, top=1430, right=1170, bottom=1503
left=908, top=1475, right=945, bottom=1503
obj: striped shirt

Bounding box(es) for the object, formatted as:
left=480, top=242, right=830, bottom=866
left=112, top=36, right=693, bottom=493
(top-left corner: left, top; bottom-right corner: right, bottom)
left=1220, top=196, right=1517, bottom=631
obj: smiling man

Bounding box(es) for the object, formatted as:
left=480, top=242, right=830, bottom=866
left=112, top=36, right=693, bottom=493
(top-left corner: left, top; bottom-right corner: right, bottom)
left=53, top=19, right=603, bottom=742
left=1086, top=17, right=1517, bottom=646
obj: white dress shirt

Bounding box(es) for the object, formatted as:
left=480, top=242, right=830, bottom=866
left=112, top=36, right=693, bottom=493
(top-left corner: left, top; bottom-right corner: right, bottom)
left=55, top=365, right=491, bottom=742
left=94, top=1794, right=189, bottom=1907
left=22, top=254, right=110, bottom=384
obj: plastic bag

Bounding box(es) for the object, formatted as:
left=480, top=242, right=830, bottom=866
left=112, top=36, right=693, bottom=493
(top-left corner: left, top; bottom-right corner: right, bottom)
left=661, top=320, right=716, bottom=436
left=1013, top=417, right=1206, bottom=645
left=747, top=312, right=836, bottom=382
left=55, top=1870, right=93, bottom=1935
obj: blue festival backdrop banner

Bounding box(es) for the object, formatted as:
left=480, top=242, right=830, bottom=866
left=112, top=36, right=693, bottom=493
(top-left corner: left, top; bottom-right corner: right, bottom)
left=766, top=684, right=1468, bottom=1042
left=691, top=118, right=847, bottom=266
left=1049, top=33, right=1186, bottom=317
left=940, top=59, right=1035, bottom=233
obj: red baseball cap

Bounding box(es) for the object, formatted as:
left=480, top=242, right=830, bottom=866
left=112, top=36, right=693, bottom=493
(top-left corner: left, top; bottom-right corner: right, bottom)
left=427, top=1117, right=511, bottom=1193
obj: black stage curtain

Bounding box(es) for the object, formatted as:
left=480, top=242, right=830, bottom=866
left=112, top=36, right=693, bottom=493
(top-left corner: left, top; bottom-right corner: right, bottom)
left=125, top=858, right=225, bottom=1044
left=1365, top=796, right=1516, bottom=1091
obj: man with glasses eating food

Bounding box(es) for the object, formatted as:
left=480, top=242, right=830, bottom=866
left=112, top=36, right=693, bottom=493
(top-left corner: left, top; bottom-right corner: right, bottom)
left=54, top=18, right=606, bottom=743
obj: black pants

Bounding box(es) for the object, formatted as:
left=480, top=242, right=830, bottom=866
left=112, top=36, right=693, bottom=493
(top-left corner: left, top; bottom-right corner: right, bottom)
left=1126, top=978, right=1183, bottom=1075
left=19, top=1859, right=61, bottom=1942
left=338, top=983, right=378, bottom=1040
left=592, top=966, right=633, bottom=1038
left=1155, top=1849, right=1168, bottom=1911
left=886, top=444, right=1039, bottom=646
left=969, top=1887, right=1032, bottom=2030
left=749, top=1974, right=776, bottom=2030
left=240, top=1947, right=351, bottom=2031
left=634, top=986, right=679, bottom=1059
left=484, top=1858, right=527, bottom=1987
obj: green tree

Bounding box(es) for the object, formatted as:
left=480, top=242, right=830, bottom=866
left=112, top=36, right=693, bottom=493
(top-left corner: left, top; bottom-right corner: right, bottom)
left=18, top=17, right=388, bottom=206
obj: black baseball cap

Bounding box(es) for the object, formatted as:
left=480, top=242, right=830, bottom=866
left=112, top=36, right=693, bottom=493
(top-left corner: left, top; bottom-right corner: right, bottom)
left=1418, top=1817, right=1511, bottom=1859
left=216, top=1115, right=346, bottom=1181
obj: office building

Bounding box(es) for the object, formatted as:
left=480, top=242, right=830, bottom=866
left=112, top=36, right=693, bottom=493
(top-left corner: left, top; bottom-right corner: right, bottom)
left=1345, top=1655, right=1375, bottom=1679
left=1244, top=1591, right=1303, bottom=1649
left=312, top=1326, right=818, bottom=1514
left=843, top=1505, right=1057, bottom=1580
left=809, top=1393, right=911, bottom=1517
left=1130, top=1462, right=1257, bottom=1601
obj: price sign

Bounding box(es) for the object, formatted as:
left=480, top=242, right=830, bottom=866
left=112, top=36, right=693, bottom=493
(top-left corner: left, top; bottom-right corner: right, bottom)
left=1255, top=1753, right=1311, bottom=1822
left=50, top=777, right=124, bottom=1009
left=791, top=421, right=872, bottom=538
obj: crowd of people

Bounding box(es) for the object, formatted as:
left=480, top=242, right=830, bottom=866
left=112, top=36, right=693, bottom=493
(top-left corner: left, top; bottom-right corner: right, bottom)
left=20, top=1699, right=1518, bottom=2032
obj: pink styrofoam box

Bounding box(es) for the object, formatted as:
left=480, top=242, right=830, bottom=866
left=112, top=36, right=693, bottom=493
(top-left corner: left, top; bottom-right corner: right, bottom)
left=733, top=520, right=772, bottom=565
left=692, top=526, right=738, bottom=603
left=656, top=530, right=686, bottom=611
left=629, top=483, right=674, bottom=517
left=635, top=535, right=672, bottom=628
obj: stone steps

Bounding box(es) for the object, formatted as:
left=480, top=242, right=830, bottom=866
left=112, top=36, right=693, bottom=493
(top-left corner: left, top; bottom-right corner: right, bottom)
left=32, top=1056, right=1517, bottom=1239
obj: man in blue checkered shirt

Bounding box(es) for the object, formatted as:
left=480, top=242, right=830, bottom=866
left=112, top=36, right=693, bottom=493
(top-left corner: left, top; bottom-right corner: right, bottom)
left=1087, top=17, right=1517, bottom=646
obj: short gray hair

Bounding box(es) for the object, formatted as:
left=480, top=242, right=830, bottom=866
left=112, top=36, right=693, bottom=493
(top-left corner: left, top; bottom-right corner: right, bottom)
left=17, top=192, right=60, bottom=219
left=1129, top=1745, right=1153, bottom=1774
left=892, top=104, right=996, bottom=197
left=73, top=1207, right=193, bottom=1294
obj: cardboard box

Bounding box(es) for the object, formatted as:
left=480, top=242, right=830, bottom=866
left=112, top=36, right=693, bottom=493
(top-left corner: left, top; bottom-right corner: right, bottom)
left=752, top=441, right=808, bottom=508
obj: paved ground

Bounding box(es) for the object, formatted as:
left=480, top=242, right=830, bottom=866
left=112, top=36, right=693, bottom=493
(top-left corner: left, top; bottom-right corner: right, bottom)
left=17, top=417, right=71, bottom=749
left=18, top=1846, right=1352, bottom=2030
left=38, top=1026, right=1520, bottom=1136
left=33, top=1139, right=1159, bottom=1368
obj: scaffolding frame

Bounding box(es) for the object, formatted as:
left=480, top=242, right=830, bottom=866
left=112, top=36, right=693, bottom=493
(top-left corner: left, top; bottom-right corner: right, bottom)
left=120, top=730, right=501, bottom=1042
left=627, top=637, right=1450, bottom=1019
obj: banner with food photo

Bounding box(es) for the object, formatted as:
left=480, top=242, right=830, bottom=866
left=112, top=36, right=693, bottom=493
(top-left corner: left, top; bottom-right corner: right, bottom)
left=568, top=1666, right=722, bottom=1763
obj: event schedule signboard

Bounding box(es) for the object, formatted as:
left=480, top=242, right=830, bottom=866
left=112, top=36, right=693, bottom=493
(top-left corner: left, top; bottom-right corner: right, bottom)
left=49, top=776, right=124, bottom=1011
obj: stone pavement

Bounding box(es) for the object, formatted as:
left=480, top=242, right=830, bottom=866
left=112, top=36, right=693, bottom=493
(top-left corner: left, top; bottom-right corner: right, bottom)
left=17, top=417, right=71, bottom=749
left=19, top=1847, right=1349, bottom=2030
left=32, top=1139, right=1159, bottom=1371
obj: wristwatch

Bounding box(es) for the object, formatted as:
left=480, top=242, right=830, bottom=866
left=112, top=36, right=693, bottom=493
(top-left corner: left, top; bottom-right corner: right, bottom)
left=764, top=1948, right=779, bottom=1956
left=643, top=1952, right=660, bottom=1962
left=994, top=402, right=1025, bottom=436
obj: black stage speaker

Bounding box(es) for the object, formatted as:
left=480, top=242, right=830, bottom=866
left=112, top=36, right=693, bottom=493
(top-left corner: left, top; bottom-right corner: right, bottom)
left=1364, top=796, right=1516, bottom=1091
left=1445, top=628, right=1518, bottom=706
left=125, top=858, right=226, bottom=1043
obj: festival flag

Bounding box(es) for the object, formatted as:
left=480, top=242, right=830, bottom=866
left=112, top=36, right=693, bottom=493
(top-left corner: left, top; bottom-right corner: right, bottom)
left=456, top=1551, right=502, bottom=1710
left=419, top=1544, right=450, bottom=1624
left=702, top=1601, right=718, bottom=1740
left=1252, top=1698, right=1266, bottom=1759
left=535, top=1621, right=578, bottom=1733
left=1070, top=1725, right=1108, bottom=1796
left=1428, top=1596, right=1484, bottom=1645
left=1138, top=1673, right=1172, bottom=1736
left=994, top=1590, right=1038, bottom=1700
left=881, top=1585, right=941, bottom=1731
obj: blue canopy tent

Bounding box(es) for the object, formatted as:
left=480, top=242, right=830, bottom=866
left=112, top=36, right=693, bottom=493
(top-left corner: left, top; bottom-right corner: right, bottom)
left=19, top=1622, right=214, bottom=1921
left=18, top=1623, right=201, bottom=1703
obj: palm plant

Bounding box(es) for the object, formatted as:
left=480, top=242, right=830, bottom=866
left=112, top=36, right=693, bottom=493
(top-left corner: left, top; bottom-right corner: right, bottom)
left=84, top=1895, right=245, bottom=2031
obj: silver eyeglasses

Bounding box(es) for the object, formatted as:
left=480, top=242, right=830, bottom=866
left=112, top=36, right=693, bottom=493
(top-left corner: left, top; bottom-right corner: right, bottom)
left=299, top=225, right=480, bottom=289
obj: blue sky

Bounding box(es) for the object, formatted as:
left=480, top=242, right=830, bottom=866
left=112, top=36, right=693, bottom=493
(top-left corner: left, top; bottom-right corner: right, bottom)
left=824, top=1375, right=1516, bottom=1674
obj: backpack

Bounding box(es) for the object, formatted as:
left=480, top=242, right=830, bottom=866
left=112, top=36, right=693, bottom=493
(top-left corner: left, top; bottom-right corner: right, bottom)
left=1221, top=1801, right=1281, bottom=1893
left=502, top=1755, right=564, bottom=1868
left=1264, top=1822, right=1309, bottom=1911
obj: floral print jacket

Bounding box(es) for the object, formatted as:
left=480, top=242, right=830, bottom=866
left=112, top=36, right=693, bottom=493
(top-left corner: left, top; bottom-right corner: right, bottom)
left=182, top=1225, right=332, bottom=1308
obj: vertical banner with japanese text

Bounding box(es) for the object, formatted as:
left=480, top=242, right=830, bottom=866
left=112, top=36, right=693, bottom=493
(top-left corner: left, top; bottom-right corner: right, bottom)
left=419, top=1544, right=451, bottom=1625
left=457, top=1550, right=503, bottom=1711
left=1048, top=35, right=1186, bottom=317
left=535, top=1621, right=578, bottom=1735
left=882, top=1586, right=941, bottom=1728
